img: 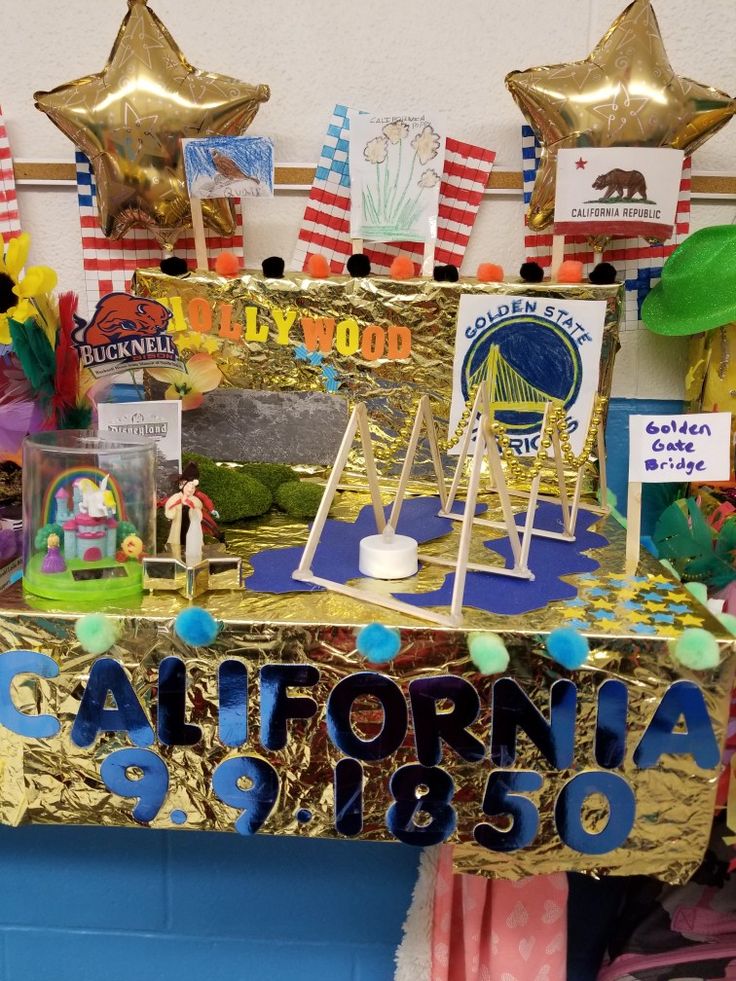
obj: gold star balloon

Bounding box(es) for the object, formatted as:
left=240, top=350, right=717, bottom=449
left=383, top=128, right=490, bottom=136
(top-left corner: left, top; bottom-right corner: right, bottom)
left=506, top=0, right=735, bottom=231
left=35, top=0, right=270, bottom=249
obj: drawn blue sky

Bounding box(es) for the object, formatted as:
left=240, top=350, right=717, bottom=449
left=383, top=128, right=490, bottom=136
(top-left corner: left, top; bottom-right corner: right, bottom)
left=183, top=136, right=274, bottom=190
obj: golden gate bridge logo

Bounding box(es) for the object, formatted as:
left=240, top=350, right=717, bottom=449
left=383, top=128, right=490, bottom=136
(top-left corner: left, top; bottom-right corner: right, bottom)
left=461, top=315, right=582, bottom=434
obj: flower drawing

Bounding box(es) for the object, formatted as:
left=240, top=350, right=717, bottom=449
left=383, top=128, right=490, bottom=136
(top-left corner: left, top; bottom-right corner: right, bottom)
left=359, top=118, right=443, bottom=239
left=411, top=124, right=441, bottom=165
left=363, top=136, right=388, bottom=165
left=417, top=169, right=440, bottom=189
left=382, top=120, right=409, bottom=144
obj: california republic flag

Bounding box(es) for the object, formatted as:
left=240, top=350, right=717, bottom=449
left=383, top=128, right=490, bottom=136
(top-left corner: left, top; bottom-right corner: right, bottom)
left=554, top=147, right=684, bottom=241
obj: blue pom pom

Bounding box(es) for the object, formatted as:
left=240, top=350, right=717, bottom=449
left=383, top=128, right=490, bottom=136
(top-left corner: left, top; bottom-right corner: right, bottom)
left=545, top=627, right=589, bottom=669
left=174, top=607, right=220, bottom=647
left=74, top=613, right=120, bottom=655
left=356, top=623, right=401, bottom=663
left=469, top=632, right=509, bottom=675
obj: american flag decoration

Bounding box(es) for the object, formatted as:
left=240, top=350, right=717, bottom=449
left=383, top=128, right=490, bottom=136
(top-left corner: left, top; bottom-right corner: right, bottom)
left=521, top=126, right=692, bottom=331
left=75, top=151, right=245, bottom=315
left=0, top=107, right=21, bottom=240
left=291, top=105, right=496, bottom=274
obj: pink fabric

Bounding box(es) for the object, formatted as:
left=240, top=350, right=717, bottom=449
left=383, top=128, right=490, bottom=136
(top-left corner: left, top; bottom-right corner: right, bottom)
left=431, top=846, right=568, bottom=981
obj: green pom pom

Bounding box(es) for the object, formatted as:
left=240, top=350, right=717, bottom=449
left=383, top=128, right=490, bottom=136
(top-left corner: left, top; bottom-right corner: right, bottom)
left=237, top=463, right=299, bottom=494
left=197, top=467, right=272, bottom=522
left=75, top=614, right=120, bottom=655
left=274, top=481, right=325, bottom=519
left=468, top=632, right=509, bottom=675
left=116, top=520, right=138, bottom=547
left=718, top=612, right=736, bottom=637
left=684, top=582, right=708, bottom=605
left=671, top=628, right=720, bottom=670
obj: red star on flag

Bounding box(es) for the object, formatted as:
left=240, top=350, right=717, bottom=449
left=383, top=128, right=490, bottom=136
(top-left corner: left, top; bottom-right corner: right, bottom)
left=575, top=157, right=587, bottom=169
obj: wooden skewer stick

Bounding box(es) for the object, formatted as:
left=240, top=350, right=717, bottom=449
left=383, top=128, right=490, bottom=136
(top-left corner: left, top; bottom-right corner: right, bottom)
left=190, top=197, right=209, bottom=272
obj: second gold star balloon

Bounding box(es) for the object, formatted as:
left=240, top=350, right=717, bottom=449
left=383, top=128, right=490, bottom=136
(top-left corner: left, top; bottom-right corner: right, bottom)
left=506, top=0, right=735, bottom=232
left=34, top=0, right=270, bottom=249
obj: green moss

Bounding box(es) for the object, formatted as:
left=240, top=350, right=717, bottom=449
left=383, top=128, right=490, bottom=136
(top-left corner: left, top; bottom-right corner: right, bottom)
left=182, top=451, right=219, bottom=476
left=275, top=481, right=325, bottom=519
left=235, top=463, right=299, bottom=494
left=198, top=466, right=272, bottom=522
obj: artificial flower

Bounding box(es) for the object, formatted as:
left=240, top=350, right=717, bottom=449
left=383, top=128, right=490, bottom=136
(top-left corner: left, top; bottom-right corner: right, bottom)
left=411, top=124, right=441, bottom=165
left=363, top=136, right=388, bottom=165
left=0, top=232, right=58, bottom=345
left=176, top=331, right=220, bottom=355
left=417, top=169, right=440, bottom=189
left=147, top=353, right=222, bottom=410
left=383, top=120, right=409, bottom=144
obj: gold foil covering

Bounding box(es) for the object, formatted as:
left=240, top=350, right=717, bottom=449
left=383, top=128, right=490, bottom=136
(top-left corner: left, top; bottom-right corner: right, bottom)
left=1, top=490, right=733, bottom=884
left=132, top=270, right=621, bottom=490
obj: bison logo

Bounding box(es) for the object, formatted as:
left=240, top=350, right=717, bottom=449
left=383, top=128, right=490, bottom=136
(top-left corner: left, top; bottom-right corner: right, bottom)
left=74, top=293, right=172, bottom=346
left=592, top=168, right=648, bottom=201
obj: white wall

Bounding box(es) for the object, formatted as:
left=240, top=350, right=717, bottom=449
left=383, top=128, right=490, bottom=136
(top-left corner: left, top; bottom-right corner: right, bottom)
left=4, top=0, right=736, bottom=399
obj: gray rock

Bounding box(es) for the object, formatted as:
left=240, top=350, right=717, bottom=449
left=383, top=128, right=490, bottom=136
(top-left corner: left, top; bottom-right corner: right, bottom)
left=182, top=389, right=349, bottom=464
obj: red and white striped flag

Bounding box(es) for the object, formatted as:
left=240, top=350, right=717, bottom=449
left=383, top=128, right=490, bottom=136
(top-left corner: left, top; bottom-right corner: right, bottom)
left=0, top=107, right=21, bottom=240
left=292, top=105, right=495, bottom=274
left=75, top=152, right=245, bottom=315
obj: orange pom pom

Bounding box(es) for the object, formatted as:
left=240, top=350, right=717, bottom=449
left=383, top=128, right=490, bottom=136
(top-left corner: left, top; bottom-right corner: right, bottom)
left=476, top=263, right=504, bottom=283
left=214, top=251, right=240, bottom=277
left=390, top=255, right=416, bottom=280
left=556, top=260, right=584, bottom=283
left=306, top=253, right=330, bottom=278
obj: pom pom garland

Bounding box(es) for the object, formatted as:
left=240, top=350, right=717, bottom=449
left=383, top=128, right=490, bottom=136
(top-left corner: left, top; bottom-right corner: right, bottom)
left=75, top=614, right=120, bottom=655
left=174, top=607, right=220, bottom=647
left=214, top=251, right=240, bottom=277
left=519, top=261, right=544, bottom=283
left=443, top=264, right=459, bottom=283
left=589, top=261, right=617, bottom=285
left=306, top=253, right=330, bottom=278
left=545, top=627, right=589, bottom=669
left=262, top=256, right=285, bottom=279
left=433, top=265, right=448, bottom=282
left=346, top=253, right=371, bottom=277
left=160, top=255, right=188, bottom=276
left=670, top=628, right=720, bottom=670
left=469, top=632, right=509, bottom=674
left=356, top=623, right=401, bottom=663
left=477, top=263, right=504, bottom=283
left=389, top=255, right=416, bottom=280
left=556, top=260, right=584, bottom=283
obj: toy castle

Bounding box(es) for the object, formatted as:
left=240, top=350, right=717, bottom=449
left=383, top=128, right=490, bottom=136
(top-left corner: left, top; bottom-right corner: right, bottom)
left=54, top=476, right=118, bottom=563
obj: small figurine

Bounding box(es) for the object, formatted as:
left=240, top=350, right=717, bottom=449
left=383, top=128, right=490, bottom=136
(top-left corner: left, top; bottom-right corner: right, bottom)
left=41, top=533, right=67, bottom=574
left=164, top=462, right=221, bottom=564
left=116, top=534, right=145, bottom=563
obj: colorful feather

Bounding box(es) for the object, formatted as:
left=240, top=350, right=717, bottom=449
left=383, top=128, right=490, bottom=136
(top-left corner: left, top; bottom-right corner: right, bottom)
left=8, top=317, right=56, bottom=398
left=53, top=291, right=81, bottom=424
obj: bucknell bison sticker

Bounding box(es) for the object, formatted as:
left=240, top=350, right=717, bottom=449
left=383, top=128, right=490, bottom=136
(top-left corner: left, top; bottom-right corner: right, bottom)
left=73, top=293, right=182, bottom=378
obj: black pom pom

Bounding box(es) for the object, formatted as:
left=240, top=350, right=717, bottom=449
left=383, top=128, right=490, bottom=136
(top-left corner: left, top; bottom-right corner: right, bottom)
left=589, top=262, right=617, bottom=285
left=443, top=264, right=459, bottom=283
left=160, top=255, right=189, bottom=277
left=262, top=256, right=285, bottom=279
left=519, top=261, right=544, bottom=283
left=433, top=265, right=448, bottom=282
left=346, top=253, right=371, bottom=277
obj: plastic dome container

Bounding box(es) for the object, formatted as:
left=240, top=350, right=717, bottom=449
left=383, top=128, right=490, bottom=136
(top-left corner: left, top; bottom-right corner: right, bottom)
left=22, top=430, right=156, bottom=602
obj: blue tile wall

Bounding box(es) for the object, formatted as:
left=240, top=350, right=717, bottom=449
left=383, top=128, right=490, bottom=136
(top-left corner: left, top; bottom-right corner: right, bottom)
left=0, top=397, right=681, bottom=981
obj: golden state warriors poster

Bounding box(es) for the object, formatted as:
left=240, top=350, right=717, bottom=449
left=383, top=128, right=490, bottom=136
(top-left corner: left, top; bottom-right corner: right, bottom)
left=449, top=294, right=607, bottom=456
